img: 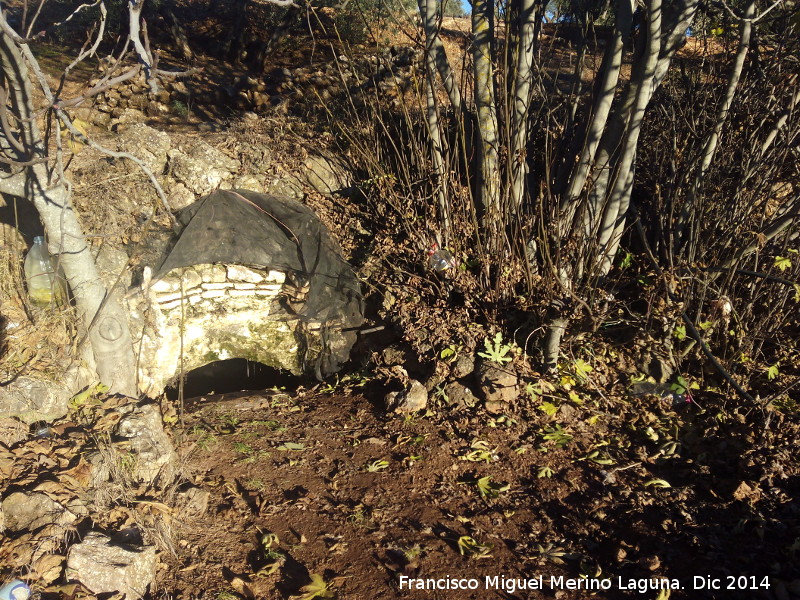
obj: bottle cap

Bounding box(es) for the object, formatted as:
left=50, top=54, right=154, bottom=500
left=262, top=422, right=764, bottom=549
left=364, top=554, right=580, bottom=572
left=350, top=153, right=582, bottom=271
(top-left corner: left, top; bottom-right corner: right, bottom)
left=0, top=580, right=30, bottom=600
left=33, top=235, right=44, bottom=244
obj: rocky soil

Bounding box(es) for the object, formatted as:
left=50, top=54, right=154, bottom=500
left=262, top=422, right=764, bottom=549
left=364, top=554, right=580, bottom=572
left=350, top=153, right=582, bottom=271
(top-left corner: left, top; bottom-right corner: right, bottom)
left=1, top=5, right=798, bottom=600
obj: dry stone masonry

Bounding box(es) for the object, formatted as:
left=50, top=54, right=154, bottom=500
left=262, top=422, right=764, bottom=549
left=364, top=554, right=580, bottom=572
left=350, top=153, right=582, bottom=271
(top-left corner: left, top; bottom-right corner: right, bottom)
left=130, top=262, right=308, bottom=397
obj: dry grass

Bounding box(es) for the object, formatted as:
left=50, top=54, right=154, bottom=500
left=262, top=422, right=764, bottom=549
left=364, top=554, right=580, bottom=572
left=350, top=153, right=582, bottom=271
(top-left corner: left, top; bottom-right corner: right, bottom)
left=0, top=238, right=79, bottom=383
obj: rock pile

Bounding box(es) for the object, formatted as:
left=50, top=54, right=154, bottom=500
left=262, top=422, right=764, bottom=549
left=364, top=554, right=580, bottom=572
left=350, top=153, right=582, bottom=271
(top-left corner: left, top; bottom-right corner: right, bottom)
left=76, top=44, right=422, bottom=125
left=225, top=44, right=423, bottom=112
left=88, top=69, right=192, bottom=121
left=0, top=394, right=189, bottom=598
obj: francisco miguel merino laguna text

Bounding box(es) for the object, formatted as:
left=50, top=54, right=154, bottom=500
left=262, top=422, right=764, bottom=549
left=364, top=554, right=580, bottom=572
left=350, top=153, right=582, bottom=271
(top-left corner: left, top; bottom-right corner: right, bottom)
left=398, top=575, right=683, bottom=594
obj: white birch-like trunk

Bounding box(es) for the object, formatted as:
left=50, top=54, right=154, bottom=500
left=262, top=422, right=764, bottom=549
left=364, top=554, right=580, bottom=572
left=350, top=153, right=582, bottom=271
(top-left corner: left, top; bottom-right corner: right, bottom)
left=0, top=28, right=138, bottom=396
left=27, top=170, right=138, bottom=396
left=418, top=0, right=451, bottom=240
left=510, top=0, right=537, bottom=209
left=472, top=0, right=501, bottom=247
left=559, top=0, right=633, bottom=214
left=594, top=0, right=663, bottom=273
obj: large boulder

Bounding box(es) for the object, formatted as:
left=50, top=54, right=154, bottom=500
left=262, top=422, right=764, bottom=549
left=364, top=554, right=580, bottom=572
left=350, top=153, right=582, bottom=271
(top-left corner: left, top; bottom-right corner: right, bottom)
left=66, top=532, right=157, bottom=600
left=167, top=139, right=240, bottom=196
left=0, top=366, right=93, bottom=424
left=116, top=123, right=171, bottom=174
left=301, top=154, right=351, bottom=196
left=1, top=491, right=79, bottom=532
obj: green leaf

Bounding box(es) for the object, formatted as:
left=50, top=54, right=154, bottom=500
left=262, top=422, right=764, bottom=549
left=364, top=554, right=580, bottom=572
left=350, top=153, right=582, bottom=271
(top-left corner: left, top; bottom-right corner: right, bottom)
left=440, top=347, right=456, bottom=360
left=295, top=573, right=335, bottom=600
left=277, top=442, right=306, bottom=451
left=541, top=425, right=573, bottom=448
left=574, top=358, right=593, bottom=380
left=582, top=449, right=615, bottom=465
left=68, top=383, right=109, bottom=410
left=567, top=390, right=583, bottom=405
left=457, top=536, right=492, bottom=558
left=673, top=325, right=687, bottom=340
left=698, top=321, right=714, bottom=331
left=261, top=532, right=280, bottom=549
left=793, top=283, right=800, bottom=303
left=539, top=401, right=559, bottom=416
left=774, top=256, right=792, bottom=271
left=670, top=375, right=690, bottom=395
left=475, top=475, right=509, bottom=498
left=460, top=440, right=495, bottom=463
left=766, top=364, right=779, bottom=380
left=477, top=332, right=513, bottom=364
left=366, top=459, right=390, bottom=472
left=644, top=478, right=672, bottom=488
left=559, top=373, right=576, bottom=389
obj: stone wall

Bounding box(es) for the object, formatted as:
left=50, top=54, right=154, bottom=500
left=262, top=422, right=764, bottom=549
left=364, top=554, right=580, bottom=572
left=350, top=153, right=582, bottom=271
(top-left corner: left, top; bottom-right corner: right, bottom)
left=129, top=264, right=313, bottom=396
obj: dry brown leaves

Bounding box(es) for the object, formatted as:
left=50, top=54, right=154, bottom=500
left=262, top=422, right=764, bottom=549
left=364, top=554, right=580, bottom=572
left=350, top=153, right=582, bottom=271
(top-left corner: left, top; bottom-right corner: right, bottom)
left=0, top=393, right=179, bottom=596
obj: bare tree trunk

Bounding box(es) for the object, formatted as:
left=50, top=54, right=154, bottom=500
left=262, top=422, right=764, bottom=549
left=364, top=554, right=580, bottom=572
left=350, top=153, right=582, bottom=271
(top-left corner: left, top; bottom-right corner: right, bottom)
left=472, top=0, right=501, bottom=246
left=541, top=0, right=699, bottom=364
left=594, top=0, right=663, bottom=274
left=260, top=4, right=302, bottom=73
left=27, top=172, right=138, bottom=396
left=675, top=0, right=755, bottom=262
left=558, top=0, right=633, bottom=213
left=509, top=0, right=538, bottom=209
left=159, top=0, right=194, bottom=62
left=563, top=0, right=698, bottom=276
left=429, top=21, right=463, bottom=114
left=226, top=0, right=250, bottom=61
left=543, top=301, right=567, bottom=370
left=418, top=0, right=450, bottom=240
left=0, top=27, right=138, bottom=396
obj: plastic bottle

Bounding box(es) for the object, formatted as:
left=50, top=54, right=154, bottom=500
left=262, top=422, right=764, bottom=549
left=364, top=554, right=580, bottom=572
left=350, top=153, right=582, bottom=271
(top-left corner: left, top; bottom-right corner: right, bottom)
left=427, top=243, right=457, bottom=273
left=0, top=580, right=30, bottom=600
left=24, top=236, right=66, bottom=307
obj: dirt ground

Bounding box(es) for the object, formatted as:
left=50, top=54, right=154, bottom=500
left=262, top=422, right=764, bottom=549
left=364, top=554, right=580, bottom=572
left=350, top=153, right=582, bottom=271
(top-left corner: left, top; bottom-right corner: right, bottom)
left=159, top=382, right=800, bottom=600
left=1, top=4, right=798, bottom=600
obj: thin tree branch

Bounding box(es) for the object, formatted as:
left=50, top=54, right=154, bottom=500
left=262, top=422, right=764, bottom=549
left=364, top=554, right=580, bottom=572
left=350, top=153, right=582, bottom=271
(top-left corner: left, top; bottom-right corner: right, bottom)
left=56, top=109, right=177, bottom=227
left=128, top=0, right=158, bottom=93
left=633, top=208, right=760, bottom=407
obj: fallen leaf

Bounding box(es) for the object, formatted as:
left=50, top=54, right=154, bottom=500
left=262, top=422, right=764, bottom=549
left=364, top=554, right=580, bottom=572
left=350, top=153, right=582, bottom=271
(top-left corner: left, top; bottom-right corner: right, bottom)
left=230, top=575, right=255, bottom=600
left=31, top=553, right=65, bottom=585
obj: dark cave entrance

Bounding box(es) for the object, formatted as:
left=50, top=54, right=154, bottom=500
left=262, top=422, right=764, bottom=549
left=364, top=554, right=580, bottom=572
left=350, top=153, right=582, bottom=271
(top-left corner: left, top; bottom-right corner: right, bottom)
left=165, top=358, right=305, bottom=400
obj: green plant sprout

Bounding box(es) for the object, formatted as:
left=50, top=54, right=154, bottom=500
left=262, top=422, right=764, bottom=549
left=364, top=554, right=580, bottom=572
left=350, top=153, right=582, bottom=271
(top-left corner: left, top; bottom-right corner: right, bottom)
left=540, top=425, right=573, bottom=448
left=366, top=459, right=390, bottom=472
left=537, top=466, right=554, bottom=478
left=475, top=475, right=510, bottom=499
left=573, top=358, right=592, bottom=381
left=644, top=478, right=672, bottom=488
left=457, top=536, right=492, bottom=559
left=460, top=440, right=497, bottom=463
left=440, top=343, right=462, bottom=361
left=536, top=542, right=568, bottom=565
left=477, top=332, right=513, bottom=364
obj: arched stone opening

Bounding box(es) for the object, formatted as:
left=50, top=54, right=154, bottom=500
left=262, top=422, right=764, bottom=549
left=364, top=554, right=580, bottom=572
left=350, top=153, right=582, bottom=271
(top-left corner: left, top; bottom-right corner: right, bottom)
left=165, top=358, right=304, bottom=399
